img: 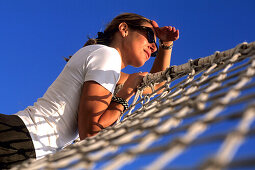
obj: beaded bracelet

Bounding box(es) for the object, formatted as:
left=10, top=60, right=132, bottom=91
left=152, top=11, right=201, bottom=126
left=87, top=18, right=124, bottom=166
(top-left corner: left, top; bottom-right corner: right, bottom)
left=159, top=39, right=173, bottom=50
left=111, top=96, right=129, bottom=111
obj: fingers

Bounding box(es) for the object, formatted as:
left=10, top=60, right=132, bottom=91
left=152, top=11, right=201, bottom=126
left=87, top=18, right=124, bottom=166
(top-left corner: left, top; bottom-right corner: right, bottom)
left=151, top=20, right=160, bottom=36
left=138, top=71, right=148, bottom=76
left=151, top=21, right=180, bottom=41
left=172, top=27, right=176, bottom=32
left=167, top=26, right=179, bottom=40
left=176, top=29, right=180, bottom=38
left=166, top=26, right=177, bottom=33
left=172, top=29, right=179, bottom=40
left=151, top=20, right=159, bottom=28
left=136, top=72, right=148, bottom=89
left=134, top=71, right=148, bottom=86
left=164, top=26, right=171, bottom=31
left=125, top=72, right=148, bottom=87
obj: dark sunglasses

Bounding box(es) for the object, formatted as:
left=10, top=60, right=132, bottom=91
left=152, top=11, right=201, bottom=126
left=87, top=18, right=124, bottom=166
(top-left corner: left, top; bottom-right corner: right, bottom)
left=128, top=24, right=158, bottom=57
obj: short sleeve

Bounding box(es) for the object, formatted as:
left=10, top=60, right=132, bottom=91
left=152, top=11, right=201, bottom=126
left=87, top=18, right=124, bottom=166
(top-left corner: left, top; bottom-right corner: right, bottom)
left=84, top=46, right=121, bottom=94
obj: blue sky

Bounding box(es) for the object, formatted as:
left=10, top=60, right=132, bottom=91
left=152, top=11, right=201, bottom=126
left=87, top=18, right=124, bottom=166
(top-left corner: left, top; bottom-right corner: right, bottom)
left=0, top=0, right=255, bottom=169
left=0, top=0, right=254, bottom=114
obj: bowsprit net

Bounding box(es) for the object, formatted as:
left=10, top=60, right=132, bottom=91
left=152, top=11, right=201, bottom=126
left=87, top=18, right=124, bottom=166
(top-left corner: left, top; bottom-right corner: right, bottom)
left=13, top=42, right=255, bottom=170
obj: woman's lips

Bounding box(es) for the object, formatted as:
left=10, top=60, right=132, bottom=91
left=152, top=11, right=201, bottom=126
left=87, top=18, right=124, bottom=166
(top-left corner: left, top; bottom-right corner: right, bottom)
left=144, top=50, right=151, bottom=59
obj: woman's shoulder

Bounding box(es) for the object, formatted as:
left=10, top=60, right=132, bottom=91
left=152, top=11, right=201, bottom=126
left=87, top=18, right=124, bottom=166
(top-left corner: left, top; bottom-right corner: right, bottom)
left=68, top=45, right=120, bottom=66
left=83, top=45, right=120, bottom=62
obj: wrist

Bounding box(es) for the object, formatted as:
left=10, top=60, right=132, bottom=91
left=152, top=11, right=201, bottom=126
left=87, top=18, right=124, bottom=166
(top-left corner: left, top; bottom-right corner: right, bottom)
left=111, top=96, right=129, bottom=111
left=159, top=40, right=173, bottom=49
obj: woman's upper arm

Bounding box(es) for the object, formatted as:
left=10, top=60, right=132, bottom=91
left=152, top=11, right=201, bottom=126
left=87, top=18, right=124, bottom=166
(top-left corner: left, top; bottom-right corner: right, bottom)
left=78, top=81, right=112, bottom=139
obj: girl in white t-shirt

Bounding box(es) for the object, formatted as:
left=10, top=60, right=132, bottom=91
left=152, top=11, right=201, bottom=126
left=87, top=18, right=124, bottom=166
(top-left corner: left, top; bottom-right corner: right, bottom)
left=0, top=13, right=179, bottom=168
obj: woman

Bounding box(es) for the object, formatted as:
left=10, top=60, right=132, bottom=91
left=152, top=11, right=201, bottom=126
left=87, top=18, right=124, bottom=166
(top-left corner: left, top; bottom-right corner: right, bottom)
left=0, top=13, right=179, bottom=168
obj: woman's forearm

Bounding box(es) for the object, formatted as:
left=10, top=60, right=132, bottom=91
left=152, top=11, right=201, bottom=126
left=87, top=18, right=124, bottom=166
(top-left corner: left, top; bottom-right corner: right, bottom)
left=81, top=73, right=146, bottom=139
left=80, top=100, right=124, bottom=138
left=150, top=41, right=173, bottom=73
left=141, top=41, right=173, bottom=94
left=97, top=101, right=123, bottom=128
left=96, top=86, right=134, bottom=131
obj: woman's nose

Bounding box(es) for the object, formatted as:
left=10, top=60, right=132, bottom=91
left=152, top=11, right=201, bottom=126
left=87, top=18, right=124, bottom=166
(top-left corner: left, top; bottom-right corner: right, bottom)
left=150, top=43, right=157, bottom=53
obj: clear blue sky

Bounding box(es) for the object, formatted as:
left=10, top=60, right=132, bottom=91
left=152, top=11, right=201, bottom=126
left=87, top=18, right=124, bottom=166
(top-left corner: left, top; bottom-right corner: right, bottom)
left=0, top=0, right=254, bottom=114
left=0, top=0, right=254, bottom=168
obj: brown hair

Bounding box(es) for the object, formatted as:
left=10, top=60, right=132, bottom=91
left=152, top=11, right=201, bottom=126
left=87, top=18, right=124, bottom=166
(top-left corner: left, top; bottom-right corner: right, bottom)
left=65, top=13, right=151, bottom=62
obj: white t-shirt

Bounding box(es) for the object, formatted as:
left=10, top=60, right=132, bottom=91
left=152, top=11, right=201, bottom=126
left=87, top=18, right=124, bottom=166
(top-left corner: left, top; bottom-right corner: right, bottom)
left=16, top=45, right=121, bottom=159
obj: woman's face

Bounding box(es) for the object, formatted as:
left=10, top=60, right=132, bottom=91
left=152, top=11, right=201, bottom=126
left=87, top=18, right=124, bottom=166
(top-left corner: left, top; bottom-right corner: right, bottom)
left=124, top=22, right=157, bottom=67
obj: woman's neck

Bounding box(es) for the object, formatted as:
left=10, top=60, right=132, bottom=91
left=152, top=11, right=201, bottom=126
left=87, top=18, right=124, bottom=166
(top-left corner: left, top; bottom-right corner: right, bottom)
left=109, top=36, right=128, bottom=69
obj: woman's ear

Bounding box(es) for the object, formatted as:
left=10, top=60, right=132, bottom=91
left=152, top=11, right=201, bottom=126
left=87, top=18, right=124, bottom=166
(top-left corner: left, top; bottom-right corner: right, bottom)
left=118, top=22, right=128, bottom=37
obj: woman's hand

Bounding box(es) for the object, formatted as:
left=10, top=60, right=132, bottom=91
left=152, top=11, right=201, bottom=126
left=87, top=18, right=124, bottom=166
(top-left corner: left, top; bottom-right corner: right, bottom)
left=151, top=20, right=179, bottom=42
left=116, top=72, right=148, bottom=101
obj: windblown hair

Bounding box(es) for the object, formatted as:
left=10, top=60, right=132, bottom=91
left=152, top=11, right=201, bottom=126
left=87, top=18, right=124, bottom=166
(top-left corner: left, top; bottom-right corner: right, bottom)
left=65, top=13, right=151, bottom=62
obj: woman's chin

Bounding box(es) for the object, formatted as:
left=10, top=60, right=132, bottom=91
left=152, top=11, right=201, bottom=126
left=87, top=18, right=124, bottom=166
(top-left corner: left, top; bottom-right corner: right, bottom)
left=133, top=62, right=145, bottom=68
left=129, top=57, right=147, bottom=67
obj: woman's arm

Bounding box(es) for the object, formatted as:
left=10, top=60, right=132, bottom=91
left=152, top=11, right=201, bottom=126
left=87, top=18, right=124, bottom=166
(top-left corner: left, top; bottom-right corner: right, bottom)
left=150, top=20, right=179, bottom=73
left=78, top=72, right=147, bottom=140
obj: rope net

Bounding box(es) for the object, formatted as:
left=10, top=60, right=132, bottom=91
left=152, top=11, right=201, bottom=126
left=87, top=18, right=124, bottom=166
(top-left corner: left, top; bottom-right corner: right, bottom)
left=14, top=42, right=255, bottom=170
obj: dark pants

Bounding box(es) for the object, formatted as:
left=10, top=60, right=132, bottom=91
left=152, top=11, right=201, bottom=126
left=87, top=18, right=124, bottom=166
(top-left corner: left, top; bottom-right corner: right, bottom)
left=0, top=113, right=36, bottom=169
